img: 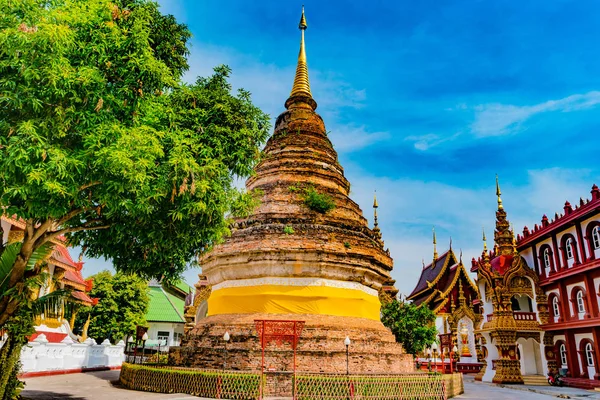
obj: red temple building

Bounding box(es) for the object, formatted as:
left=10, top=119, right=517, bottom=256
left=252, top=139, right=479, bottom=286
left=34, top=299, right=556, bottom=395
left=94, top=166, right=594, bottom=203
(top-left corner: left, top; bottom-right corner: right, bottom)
left=516, top=184, right=600, bottom=388
left=408, top=233, right=483, bottom=373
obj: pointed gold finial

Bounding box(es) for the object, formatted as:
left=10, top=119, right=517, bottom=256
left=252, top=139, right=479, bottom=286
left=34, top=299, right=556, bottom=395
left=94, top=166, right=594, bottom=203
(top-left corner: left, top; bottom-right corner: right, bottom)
left=433, top=226, right=438, bottom=260
left=373, top=191, right=379, bottom=229
left=286, top=6, right=315, bottom=110
left=496, top=174, right=503, bottom=210
left=373, top=191, right=379, bottom=208
left=482, top=227, right=487, bottom=252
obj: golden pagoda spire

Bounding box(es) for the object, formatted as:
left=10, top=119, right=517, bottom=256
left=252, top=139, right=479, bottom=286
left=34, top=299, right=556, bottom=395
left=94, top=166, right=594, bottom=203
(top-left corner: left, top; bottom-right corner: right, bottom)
left=496, top=174, right=503, bottom=210
left=432, top=227, right=438, bottom=261
left=482, top=227, right=487, bottom=252
left=286, top=6, right=315, bottom=110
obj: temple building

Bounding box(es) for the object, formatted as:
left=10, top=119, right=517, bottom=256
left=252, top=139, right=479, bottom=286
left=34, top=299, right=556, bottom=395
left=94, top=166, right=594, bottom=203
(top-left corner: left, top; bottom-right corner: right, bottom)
left=1, top=215, right=125, bottom=376
left=1, top=215, right=96, bottom=337
left=407, top=232, right=482, bottom=372
left=173, top=8, right=412, bottom=395
left=516, top=184, right=600, bottom=388
left=471, top=178, right=549, bottom=385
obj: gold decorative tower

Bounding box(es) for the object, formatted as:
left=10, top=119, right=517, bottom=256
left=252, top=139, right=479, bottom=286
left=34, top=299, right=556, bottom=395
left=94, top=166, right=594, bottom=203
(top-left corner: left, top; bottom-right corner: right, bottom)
left=173, top=9, right=412, bottom=393
left=473, top=177, right=548, bottom=384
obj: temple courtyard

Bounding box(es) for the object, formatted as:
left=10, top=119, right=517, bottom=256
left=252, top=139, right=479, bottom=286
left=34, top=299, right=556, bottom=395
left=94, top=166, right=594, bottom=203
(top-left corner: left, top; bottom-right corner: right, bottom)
left=20, top=371, right=600, bottom=400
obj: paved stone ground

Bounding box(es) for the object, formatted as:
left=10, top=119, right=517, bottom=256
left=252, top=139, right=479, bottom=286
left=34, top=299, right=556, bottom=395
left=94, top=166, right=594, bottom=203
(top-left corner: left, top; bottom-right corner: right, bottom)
left=21, top=370, right=600, bottom=399
left=21, top=370, right=200, bottom=400
left=460, top=375, right=600, bottom=399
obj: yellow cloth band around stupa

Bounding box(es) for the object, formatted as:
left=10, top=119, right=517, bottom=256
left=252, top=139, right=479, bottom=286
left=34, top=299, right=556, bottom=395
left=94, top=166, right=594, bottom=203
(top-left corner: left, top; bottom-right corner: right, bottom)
left=207, top=278, right=381, bottom=321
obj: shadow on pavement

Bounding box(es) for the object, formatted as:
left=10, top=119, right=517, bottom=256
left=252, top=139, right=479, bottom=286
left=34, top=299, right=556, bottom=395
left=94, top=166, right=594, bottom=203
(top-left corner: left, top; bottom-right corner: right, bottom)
left=21, top=391, right=87, bottom=400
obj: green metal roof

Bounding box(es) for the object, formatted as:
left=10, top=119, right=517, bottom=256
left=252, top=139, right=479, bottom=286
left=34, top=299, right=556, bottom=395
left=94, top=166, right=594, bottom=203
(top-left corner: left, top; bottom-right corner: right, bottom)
left=173, top=280, right=192, bottom=295
left=146, top=286, right=186, bottom=323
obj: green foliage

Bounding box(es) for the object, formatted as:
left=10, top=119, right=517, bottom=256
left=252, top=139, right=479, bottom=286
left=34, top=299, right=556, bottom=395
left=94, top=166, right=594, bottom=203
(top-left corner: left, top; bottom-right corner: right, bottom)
left=75, top=270, right=149, bottom=343
left=120, top=363, right=261, bottom=398
left=344, top=242, right=351, bottom=249
left=381, top=298, right=438, bottom=357
left=302, top=187, right=335, bottom=214
left=0, top=240, right=66, bottom=399
left=229, top=189, right=262, bottom=219
left=283, top=226, right=294, bottom=235
left=288, top=185, right=299, bottom=192
left=0, top=0, right=269, bottom=326
left=295, top=373, right=445, bottom=400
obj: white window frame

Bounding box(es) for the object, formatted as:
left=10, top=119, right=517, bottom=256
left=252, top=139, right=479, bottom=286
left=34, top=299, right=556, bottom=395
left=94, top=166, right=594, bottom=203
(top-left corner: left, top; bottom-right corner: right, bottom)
left=586, top=342, right=595, bottom=367
left=560, top=343, right=567, bottom=366
left=544, top=248, right=551, bottom=269
left=566, top=238, right=574, bottom=259
left=552, top=296, right=560, bottom=317
left=593, top=226, right=600, bottom=249
left=576, top=290, right=586, bottom=314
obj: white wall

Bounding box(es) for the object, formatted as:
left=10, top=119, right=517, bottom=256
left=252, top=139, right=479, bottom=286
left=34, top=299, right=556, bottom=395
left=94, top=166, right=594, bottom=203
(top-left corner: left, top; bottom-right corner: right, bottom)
left=19, top=335, right=125, bottom=374
left=147, top=322, right=184, bottom=347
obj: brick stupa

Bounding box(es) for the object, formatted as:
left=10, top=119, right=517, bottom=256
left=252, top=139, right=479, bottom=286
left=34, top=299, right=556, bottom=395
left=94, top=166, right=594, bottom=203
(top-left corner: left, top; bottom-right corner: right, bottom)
left=173, top=8, right=413, bottom=384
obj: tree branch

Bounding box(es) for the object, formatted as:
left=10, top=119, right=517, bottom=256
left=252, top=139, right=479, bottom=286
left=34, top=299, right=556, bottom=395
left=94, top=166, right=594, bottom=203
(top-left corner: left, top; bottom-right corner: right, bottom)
left=38, top=223, right=112, bottom=245
left=78, top=181, right=102, bottom=192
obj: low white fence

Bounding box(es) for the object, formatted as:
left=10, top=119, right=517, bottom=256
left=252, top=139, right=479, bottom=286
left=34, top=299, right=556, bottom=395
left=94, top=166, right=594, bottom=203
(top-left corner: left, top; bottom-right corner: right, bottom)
left=19, top=334, right=125, bottom=374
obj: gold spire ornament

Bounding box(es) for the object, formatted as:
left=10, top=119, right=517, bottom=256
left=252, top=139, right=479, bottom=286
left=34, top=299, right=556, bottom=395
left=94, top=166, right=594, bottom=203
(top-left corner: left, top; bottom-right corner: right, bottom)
left=286, top=6, right=315, bottom=110
left=373, top=191, right=382, bottom=241
left=433, top=227, right=438, bottom=261
left=496, top=174, right=503, bottom=210
left=482, top=228, right=487, bottom=252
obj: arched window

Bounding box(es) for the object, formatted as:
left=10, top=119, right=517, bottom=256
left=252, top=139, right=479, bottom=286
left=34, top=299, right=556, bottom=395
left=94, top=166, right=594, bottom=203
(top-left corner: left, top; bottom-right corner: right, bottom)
left=552, top=296, right=560, bottom=318
left=576, top=290, right=586, bottom=314
left=593, top=226, right=600, bottom=250
left=543, top=248, right=551, bottom=269
left=566, top=238, right=574, bottom=259
left=560, top=343, right=567, bottom=366
left=586, top=342, right=595, bottom=367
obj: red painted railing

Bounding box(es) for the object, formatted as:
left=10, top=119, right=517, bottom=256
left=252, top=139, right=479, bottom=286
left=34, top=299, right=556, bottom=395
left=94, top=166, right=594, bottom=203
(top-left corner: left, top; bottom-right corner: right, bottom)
left=513, top=312, right=537, bottom=321
left=486, top=314, right=493, bottom=322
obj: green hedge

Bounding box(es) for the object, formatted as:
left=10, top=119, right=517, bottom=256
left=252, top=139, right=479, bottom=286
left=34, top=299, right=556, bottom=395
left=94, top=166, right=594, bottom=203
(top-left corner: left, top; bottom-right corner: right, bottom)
left=295, top=373, right=446, bottom=400
left=119, top=363, right=261, bottom=400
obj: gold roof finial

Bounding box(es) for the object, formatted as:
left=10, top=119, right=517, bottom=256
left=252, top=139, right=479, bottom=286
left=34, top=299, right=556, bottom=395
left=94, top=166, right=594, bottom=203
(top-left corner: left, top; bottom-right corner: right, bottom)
left=373, top=191, right=379, bottom=228
left=286, top=6, right=314, bottom=109
left=482, top=227, right=488, bottom=252
left=496, top=174, right=503, bottom=210
left=433, top=226, right=438, bottom=261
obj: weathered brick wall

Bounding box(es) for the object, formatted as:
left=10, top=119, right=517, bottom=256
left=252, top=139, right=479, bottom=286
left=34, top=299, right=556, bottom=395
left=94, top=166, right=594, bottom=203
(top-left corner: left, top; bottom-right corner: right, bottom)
left=170, top=313, right=414, bottom=376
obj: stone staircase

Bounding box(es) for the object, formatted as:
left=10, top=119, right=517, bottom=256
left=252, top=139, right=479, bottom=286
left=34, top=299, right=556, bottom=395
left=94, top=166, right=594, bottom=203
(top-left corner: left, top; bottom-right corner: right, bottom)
left=522, top=375, right=549, bottom=386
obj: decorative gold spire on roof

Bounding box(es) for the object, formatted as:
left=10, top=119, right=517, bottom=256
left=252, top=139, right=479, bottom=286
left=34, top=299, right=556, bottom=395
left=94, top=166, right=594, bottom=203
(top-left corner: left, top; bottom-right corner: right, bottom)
left=496, top=174, right=503, bottom=210
left=372, top=191, right=383, bottom=244
left=286, top=6, right=315, bottom=110
left=482, top=227, right=487, bottom=252
left=432, top=227, right=438, bottom=261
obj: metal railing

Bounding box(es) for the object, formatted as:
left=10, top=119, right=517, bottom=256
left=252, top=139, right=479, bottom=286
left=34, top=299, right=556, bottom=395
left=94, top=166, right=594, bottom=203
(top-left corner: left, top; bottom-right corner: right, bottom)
left=294, top=373, right=447, bottom=400
left=119, top=363, right=261, bottom=400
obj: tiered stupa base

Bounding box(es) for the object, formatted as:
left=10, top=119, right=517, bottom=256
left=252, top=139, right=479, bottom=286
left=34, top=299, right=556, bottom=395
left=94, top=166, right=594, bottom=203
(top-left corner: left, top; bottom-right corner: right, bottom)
left=170, top=313, right=414, bottom=397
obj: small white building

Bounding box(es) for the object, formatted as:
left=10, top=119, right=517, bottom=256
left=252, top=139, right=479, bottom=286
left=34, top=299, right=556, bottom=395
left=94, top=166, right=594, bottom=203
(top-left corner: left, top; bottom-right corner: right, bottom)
left=145, top=280, right=191, bottom=349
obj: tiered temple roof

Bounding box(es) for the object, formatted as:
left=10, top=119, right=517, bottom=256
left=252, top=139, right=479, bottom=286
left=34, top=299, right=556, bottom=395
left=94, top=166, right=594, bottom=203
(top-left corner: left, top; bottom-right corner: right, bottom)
left=408, top=248, right=479, bottom=314
left=1, top=215, right=95, bottom=306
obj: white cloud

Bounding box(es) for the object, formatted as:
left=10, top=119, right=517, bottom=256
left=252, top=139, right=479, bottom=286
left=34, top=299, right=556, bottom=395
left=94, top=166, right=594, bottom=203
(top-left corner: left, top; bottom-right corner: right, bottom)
left=404, top=132, right=461, bottom=151
left=471, top=91, right=600, bottom=137
left=344, top=165, right=597, bottom=295
left=328, top=125, right=389, bottom=152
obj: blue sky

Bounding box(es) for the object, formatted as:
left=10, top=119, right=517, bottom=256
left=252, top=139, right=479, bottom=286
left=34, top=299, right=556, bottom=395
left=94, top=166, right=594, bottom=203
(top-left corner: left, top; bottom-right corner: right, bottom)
left=81, top=0, right=600, bottom=295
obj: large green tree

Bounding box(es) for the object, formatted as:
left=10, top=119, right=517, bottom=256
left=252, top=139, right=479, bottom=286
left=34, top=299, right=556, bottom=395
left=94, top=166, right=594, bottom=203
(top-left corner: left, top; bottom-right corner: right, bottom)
left=381, top=298, right=438, bottom=357
left=0, top=0, right=269, bottom=327
left=75, top=270, right=149, bottom=343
